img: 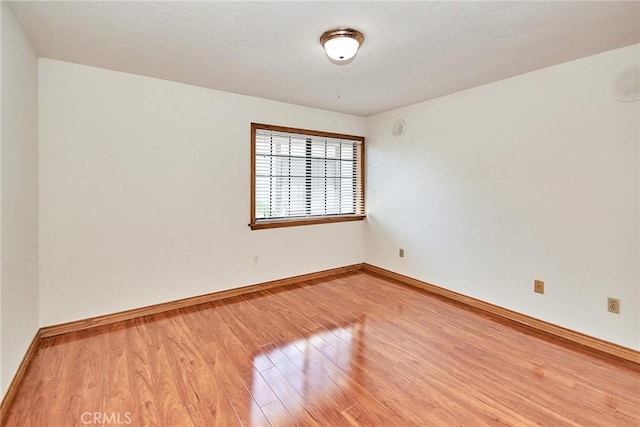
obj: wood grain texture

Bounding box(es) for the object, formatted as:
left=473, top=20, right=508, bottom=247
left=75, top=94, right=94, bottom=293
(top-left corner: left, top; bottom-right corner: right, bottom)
left=249, top=215, right=365, bottom=230
left=40, top=264, right=364, bottom=338
left=363, top=263, right=640, bottom=364
left=0, top=332, right=40, bottom=423
left=4, top=271, right=639, bottom=426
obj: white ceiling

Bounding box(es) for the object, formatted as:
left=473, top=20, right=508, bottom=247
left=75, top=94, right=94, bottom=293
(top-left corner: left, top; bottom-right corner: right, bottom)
left=8, top=1, right=640, bottom=116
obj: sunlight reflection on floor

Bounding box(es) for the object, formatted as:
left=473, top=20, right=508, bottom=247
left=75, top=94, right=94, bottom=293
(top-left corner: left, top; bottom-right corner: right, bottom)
left=249, top=323, right=361, bottom=425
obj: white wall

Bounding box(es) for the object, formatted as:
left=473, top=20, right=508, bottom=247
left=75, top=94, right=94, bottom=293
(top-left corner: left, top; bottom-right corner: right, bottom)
left=0, top=3, right=39, bottom=395
left=0, top=1, right=4, bottom=396
left=13, top=30, right=640, bottom=393
left=39, top=59, right=366, bottom=326
left=366, top=44, right=640, bottom=350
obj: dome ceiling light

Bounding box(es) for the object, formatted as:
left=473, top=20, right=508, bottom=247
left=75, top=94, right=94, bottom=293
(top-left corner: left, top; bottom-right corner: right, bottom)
left=320, top=28, right=364, bottom=64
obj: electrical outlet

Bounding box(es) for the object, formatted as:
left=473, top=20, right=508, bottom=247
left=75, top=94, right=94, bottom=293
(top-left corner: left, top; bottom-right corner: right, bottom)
left=399, top=248, right=405, bottom=258
left=534, top=280, right=544, bottom=294
left=252, top=256, right=259, bottom=266
left=607, top=297, right=620, bottom=314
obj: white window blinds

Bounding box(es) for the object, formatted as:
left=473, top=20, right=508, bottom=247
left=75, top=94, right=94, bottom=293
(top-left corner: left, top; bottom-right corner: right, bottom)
left=253, top=127, right=364, bottom=223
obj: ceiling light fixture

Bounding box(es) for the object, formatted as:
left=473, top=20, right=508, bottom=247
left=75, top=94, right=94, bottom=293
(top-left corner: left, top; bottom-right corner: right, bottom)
left=320, top=28, right=364, bottom=64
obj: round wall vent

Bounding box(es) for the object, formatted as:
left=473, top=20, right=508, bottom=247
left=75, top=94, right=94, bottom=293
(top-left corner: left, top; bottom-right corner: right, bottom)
left=392, top=119, right=407, bottom=138
left=610, top=65, right=640, bottom=102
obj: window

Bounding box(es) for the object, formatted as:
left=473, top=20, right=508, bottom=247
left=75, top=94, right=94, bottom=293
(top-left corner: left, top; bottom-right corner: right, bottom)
left=250, top=123, right=365, bottom=230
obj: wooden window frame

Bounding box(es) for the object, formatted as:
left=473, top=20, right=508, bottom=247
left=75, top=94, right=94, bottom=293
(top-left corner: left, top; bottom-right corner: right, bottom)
left=250, top=123, right=365, bottom=230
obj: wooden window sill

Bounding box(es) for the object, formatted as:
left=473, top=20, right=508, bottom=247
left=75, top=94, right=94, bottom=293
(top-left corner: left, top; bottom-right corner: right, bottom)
left=250, top=215, right=365, bottom=230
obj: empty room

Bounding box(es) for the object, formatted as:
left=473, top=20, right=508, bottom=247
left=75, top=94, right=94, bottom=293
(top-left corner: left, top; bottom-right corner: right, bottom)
left=1, top=1, right=639, bottom=426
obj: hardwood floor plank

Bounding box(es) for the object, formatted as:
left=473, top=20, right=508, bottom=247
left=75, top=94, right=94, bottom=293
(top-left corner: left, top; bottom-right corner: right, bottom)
left=244, top=371, right=277, bottom=408
left=328, top=372, right=418, bottom=426
left=4, top=271, right=639, bottom=426
left=126, top=319, right=163, bottom=427
left=260, top=398, right=296, bottom=427
left=259, top=366, right=322, bottom=427
left=341, top=403, right=374, bottom=426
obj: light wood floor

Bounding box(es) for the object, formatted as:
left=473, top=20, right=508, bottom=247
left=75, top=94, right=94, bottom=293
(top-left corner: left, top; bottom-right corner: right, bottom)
left=5, top=272, right=640, bottom=426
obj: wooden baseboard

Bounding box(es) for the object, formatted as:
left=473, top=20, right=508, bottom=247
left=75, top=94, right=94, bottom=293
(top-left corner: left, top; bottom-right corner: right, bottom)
left=3, top=261, right=636, bottom=423
left=40, top=263, right=364, bottom=338
left=1, top=264, right=362, bottom=421
left=0, top=331, right=41, bottom=423
left=363, top=263, right=639, bottom=364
